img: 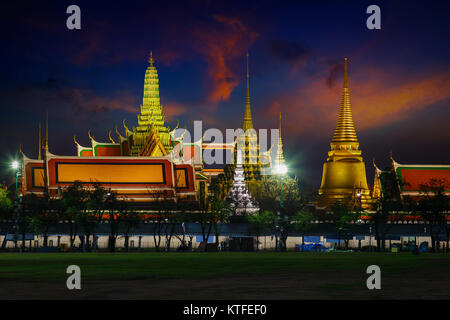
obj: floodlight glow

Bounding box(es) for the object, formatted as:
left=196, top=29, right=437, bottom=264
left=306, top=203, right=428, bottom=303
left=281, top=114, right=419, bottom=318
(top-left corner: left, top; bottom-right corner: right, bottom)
left=276, top=164, right=288, bottom=175
left=11, top=161, right=19, bottom=170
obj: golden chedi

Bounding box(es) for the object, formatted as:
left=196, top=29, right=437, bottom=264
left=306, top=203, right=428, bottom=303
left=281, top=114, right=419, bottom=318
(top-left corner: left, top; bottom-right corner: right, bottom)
left=240, top=52, right=262, bottom=185
left=318, top=58, right=371, bottom=209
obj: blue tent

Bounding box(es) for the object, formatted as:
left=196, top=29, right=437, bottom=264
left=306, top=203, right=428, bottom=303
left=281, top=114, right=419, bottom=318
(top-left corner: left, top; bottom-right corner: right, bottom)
left=303, top=236, right=321, bottom=243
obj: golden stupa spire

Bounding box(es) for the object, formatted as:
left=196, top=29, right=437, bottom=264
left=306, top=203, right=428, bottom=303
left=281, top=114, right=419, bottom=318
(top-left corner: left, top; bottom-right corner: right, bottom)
left=331, top=57, right=358, bottom=144
left=38, top=122, right=42, bottom=160
left=149, top=51, right=154, bottom=67
left=277, top=112, right=285, bottom=165
left=243, top=52, right=254, bottom=131
left=45, top=109, right=49, bottom=152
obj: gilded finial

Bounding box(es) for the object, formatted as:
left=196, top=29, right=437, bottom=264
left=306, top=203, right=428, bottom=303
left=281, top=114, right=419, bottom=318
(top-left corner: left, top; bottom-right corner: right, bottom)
left=88, top=130, right=94, bottom=141
left=108, top=130, right=116, bottom=143
left=123, top=119, right=130, bottom=136
left=343, top=57, right=348, bottom=89
left=149, top=51, right=154, bottom=66
left=243, top=52, right=253, bottom=131
left=115, top=125, right=124, bottom=140
left=279, top=112, right=282, bottom=135
left=45, top=109, right=49, bottom=152
left=181, top=127, right=188, bottom=140
left=73, top=135, right=79, bottom=146
left=38, top=122, right=42, bottom=160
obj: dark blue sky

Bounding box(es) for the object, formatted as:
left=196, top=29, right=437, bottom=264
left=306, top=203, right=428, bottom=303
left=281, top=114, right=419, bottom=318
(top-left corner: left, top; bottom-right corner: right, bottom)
left=1, top=0, right=449, bottom=188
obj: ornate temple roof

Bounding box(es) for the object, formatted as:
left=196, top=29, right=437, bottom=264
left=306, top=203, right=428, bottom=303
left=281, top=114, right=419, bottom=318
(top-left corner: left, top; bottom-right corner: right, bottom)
left=391, top=157, right=450, bottom=195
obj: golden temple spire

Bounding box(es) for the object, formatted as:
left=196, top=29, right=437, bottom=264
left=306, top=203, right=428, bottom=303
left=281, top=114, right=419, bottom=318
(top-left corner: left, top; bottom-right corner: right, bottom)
left=149, top=51, right=154, bottom=67
left=331, top=57, right=358, bottom=144
left=45, top=109, right=49, bottom=152
left=277, top=112, right=285, bottom=165
left=38, top=122, right=42, bottom=160
left=243, top=52, right=254, bottom=131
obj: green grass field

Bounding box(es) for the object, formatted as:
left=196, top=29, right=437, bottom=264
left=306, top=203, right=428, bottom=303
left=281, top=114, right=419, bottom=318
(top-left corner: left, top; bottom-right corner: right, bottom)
left=1, top=252, right=449, bottom=299
left=0, top=252, right=448, bottom=281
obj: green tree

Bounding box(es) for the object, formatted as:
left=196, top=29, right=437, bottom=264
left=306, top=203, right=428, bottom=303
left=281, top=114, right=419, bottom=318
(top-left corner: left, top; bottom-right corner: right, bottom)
left=371, top=197, right=402, bottom=252
left=292, top=210, right=314, bottom=252
left=104, top=191, right=121, bottom=252
left=17, top=194, right=39, bottom=251
left=60, top=182, right=87, bottom=250
left=0, top=188, right=13, bottom=249
left=247, top=210, right=276, bottom=251
left=0, top=188, right=12, bottom=212
left=418, top=178, right=449, bottom=253
left=254, top=175, right=302, bottom=251
left=87, top=183, right=109, bottom=250
left=119, top=202, right=140, bottom=252
left=330, top=202, right=359, bottom=250
left=211, top=197, right=233, bottom=245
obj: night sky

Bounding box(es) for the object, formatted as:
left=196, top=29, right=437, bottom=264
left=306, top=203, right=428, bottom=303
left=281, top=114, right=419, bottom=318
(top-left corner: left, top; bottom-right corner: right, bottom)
left=1, top=0, right=449, bottom=189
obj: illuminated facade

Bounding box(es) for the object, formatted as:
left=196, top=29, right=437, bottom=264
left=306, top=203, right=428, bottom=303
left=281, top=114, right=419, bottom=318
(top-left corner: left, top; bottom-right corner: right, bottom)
left=21, top=52, right=275, bottom=204
left=318, top=58, right=372, bottom=209
left=373, top=155, right=450, bottom=200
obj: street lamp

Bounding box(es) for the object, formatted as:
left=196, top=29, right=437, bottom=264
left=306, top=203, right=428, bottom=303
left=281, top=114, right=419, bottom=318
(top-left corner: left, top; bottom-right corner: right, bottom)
left=11, top=160, right=22, bottom=252
left=275, top=164, right=287, bottom=251
left=11, top=161, right=20, bottom=195
left=275, top=164, right=288, bottom=207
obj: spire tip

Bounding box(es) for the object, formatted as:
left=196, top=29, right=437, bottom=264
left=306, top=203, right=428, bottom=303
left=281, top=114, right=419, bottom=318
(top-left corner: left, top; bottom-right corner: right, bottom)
left=149, top=51, right=154, bottom=66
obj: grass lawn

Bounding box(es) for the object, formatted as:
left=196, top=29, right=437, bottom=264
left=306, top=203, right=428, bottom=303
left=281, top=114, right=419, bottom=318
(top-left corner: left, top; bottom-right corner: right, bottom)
left=0, top=252, right=448, bottom=299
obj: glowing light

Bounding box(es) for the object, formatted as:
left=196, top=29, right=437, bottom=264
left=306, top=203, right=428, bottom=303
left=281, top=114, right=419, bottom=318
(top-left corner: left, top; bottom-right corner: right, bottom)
left=11, top=161, right=19, bottom=170
left=276, top=164, right=288, bottom=175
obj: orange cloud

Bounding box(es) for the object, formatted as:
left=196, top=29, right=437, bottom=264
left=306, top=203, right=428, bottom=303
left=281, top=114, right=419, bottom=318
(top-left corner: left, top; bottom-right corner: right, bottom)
left=351, top=69, right=450, bottom=129
left=163, top=101, right=188, bottom=122
left=191, top=15, right=258, bottom=108
left=78, top=89, right=137, bottom=114
left=264, top=66, right=450, bottom=139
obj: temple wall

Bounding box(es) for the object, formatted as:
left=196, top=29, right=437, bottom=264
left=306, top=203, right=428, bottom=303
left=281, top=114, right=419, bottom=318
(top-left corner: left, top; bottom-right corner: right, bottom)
left=2, top=235, right=443, bottom=251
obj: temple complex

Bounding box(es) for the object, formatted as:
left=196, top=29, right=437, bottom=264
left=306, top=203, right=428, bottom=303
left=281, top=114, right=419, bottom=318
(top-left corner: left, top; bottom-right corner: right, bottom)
left=373, top=154, right=450, bottom=201
left=20, top=52, right=275, bottom=207
left=318, top=58, right=372, bottom=209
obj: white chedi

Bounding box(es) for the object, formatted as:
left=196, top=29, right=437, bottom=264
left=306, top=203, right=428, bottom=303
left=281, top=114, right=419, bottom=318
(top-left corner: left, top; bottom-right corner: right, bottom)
left=227, top=150, right=259, bottom=215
